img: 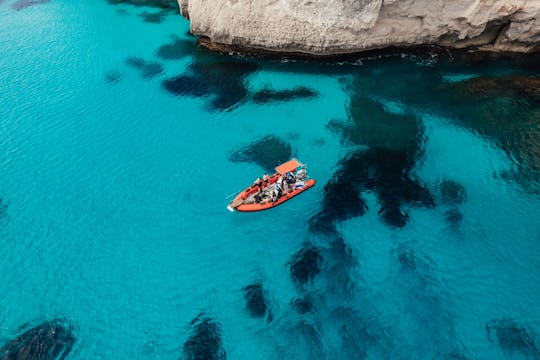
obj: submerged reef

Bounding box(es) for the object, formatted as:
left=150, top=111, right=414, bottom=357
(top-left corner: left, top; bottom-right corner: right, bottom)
left=156, top=37, right=199, bottom=60
left=104, top=70, right=124, bottom=84
left=242, top=282, right=272, bottom=321
left=162, top=60, right=259, bottom=110
left=439, top=179, right=467, bottom=205
left=444, top=208, right=464, bottom=228
left=229, top=135, right=293, bottom=171
left=313, top=94, right=434, bottom=230
left=106, top=0, right=177, bottom=9
left=290, top=297, right=314, bottom=315
left=10, top=0, right=50, bottom=10
left=327, top=95, right=424, bottom=152
left=107, top=0, right=179, bottom=23
left=392, top=244, right=465, bottom=357
left=487, top=318, right=540, bottom=358
left=125, top=57, right=164, bottom=79
left=0, top=319, right=76, bottom=360
left=288, top=245, right=322, bottom=285
left=182, top=314, right=226, bottom=360
left=311, top=147, right=435, bottom=230
left=251, top=87, right=318, bottom=104
left=353, top=60, right=540, bottom=192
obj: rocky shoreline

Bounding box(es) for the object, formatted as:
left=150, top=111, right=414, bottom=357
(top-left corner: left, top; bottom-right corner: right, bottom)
left=178, top=0, right=540, bottom=59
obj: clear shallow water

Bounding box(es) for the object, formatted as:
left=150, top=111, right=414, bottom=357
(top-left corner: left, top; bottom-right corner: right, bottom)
left=0, top=1, right=539, bottom=359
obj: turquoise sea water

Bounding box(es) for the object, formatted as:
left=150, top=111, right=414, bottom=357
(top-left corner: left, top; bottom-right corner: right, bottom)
left=1, top=1, right=540, bottom=359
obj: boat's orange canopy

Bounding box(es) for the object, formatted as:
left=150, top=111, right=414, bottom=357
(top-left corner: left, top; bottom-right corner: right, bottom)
left=275, top=158, right=303, bottom=175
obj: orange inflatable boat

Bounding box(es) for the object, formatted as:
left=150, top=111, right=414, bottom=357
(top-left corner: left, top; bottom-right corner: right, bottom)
left=227, top=158, right=316, bottom=212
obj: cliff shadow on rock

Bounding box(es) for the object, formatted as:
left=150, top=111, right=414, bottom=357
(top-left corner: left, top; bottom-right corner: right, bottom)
left=0, top=319, right=76, bottom=360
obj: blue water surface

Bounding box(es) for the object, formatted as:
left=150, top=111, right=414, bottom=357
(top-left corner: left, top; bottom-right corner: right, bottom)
left=1, top=1, right=540, bottom=359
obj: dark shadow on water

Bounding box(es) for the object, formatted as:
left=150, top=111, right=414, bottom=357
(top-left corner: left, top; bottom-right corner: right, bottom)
left=0, top=319, right=76, bottom=360
left=182, top=313, right=225, bottom=360
left=228, top=135, right=293, bottom=171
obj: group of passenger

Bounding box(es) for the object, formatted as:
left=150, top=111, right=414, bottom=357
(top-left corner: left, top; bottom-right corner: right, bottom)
left=251, top=167, right=308, bottom=204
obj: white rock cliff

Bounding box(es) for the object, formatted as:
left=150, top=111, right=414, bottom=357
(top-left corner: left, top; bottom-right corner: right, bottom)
left=177, top=0, right=540, bottom=56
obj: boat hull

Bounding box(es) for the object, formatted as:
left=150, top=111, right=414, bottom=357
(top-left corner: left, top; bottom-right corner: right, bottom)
left=235, top=179, right=316, bottom=212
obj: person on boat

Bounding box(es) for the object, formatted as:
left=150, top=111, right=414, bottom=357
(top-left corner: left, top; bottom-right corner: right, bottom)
left=286, top=172, right=295, bottom=188
left=278, top=175, right=288, bottom=193
left=296, top=167, right=307, bottom=181
left=253, top=177, right=263, bottom=188
left=262, top=173, right=269, bottom=184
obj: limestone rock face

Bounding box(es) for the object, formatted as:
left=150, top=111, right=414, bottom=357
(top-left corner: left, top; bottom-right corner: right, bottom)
left=177, top=0, right=540, bottom=55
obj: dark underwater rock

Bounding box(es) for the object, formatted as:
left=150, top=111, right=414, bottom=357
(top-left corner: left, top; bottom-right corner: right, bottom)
left=327, top=95, right=424, bottom=153
left=0, top=319, right=76, bottom=360
left=156, top=38, right=198, bottom=60
left=11, top=0, right=49, bottom=10
left=309, top=178, right=367, bottom=234
left=104, top=70, right=124, bottom=84
left=162, top=60, right=259, bottom=111
left=125, top=57, right=164, bottom=79
left=229, top=135, right=293, bottom=171
left=311, top=147, right=434, bottom=230
left=183, top=314, right=226, bottom=360
left=456, top=75, right=540, bottom=103
left=162, top=75, right=211, bottom=97
left=242, top=282, right=270, bottom=319
left=289, top=246, right=322, bottom=285
left=310, top=137, right=325, bottom=147
left=445, top=208, right=463, bottom=227
left=251, top=86, right=318, bottom=104
left=332, top=307, right=389, bottom=359
left=106, top=0, right=177, bottom=9
left=486, top=318, right=540, bottom=358
left=0, top=198, right=7, bottom=219
left=439, top=179, right=467, bottom=205
left=139, top=9, right=169, bottom=23
left=396, top=246, right=417, bottom=271
left=291, top=298, right=314, bottom=315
